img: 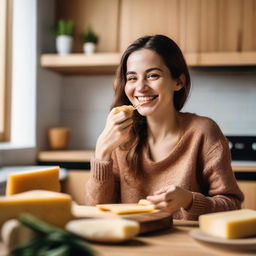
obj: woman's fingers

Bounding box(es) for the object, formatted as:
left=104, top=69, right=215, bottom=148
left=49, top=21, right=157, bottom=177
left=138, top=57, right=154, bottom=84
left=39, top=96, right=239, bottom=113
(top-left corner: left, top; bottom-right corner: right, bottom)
left=146, top=193, right=166, bottom=204
left=116, top=118, right=133, bottom=130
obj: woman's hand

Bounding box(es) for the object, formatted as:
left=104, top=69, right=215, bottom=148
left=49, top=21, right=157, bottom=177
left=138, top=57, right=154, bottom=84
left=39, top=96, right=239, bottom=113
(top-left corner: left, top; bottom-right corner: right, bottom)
left=146, top=185, right=193, bottom=214
left=95, top=108, right=133, bottom=161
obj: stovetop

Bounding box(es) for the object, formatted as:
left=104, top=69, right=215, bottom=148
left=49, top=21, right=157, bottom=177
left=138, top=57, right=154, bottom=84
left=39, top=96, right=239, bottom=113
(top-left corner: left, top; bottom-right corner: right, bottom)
left=226, top=136, right=256, bottom=161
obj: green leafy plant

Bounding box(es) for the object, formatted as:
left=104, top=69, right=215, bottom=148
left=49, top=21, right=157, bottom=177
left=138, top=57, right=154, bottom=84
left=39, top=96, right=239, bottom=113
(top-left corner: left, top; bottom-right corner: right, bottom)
left=82, top=28, right=99, bottom=44
left=11, top=214, right=96, bottom=256
left=56, top=20, right=74, bottom=36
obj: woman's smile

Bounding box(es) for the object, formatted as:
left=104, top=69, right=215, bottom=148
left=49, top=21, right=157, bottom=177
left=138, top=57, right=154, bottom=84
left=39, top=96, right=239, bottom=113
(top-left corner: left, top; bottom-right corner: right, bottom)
left=135, top=95, right=158, bottom=106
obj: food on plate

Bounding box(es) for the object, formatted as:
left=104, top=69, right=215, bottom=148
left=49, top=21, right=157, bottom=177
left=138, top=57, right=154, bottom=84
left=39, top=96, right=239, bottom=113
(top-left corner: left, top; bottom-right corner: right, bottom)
left=199, top=209, right=256, bottom=239
left=6, top=167, right=60, bottom=196
left=66, top=218, right=140, bottom=243
left=113, top=105, right=136, bottom=117
left=96, top=203, right=155, bottom=215
left=0, top=190, right=73, bottom=228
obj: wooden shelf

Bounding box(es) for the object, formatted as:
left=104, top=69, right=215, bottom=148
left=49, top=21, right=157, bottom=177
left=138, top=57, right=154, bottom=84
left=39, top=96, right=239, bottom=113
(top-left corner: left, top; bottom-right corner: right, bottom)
left=40, top=53, right=121, bottom=75
left=38, top=150, right=94, bottom=162
left=41, top=52, right=256, bottom=75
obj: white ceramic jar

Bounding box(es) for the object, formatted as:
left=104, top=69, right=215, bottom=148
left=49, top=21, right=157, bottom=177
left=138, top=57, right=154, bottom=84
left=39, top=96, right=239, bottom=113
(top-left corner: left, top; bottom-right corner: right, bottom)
left=56, top=35, right=73, bottom=55
left=83, top=42, right=96, bottom=55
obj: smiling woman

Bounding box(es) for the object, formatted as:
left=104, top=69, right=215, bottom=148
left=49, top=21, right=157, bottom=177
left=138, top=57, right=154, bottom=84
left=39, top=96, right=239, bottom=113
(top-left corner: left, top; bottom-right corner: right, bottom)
left=0, top=0, right=12, bottom=142
left=85, top=34, right=244, bottom=221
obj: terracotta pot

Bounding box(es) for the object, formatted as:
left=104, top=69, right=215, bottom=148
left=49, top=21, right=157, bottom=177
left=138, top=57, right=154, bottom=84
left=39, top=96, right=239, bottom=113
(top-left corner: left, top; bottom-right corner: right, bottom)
left=48, top=127, right=70, bottom=150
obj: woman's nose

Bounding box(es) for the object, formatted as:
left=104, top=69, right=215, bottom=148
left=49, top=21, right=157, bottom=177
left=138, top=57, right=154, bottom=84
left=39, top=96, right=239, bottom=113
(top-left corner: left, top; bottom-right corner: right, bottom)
left=136, top=78, right=148, bottom=91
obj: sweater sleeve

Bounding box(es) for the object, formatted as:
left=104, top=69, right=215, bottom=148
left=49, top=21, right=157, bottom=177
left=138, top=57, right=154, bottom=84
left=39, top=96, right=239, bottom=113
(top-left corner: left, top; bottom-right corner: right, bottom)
left=85, top=152, right=120, bottom=205
left=180, top=138, right=244, bottom=220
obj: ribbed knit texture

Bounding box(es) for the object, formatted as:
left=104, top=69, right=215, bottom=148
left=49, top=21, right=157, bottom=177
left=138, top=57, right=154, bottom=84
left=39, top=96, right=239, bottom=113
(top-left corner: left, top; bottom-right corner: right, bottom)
left=90, top=158, right=113, bottom=181
left=85, top=112, right=244, bottom=220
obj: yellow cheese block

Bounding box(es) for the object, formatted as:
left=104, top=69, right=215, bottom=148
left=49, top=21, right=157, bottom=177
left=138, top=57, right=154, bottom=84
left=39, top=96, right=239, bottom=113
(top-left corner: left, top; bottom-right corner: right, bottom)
left=199, top=209, right=256, bottom=239
left=0, top=190, right=73, bottom=228
left=66, top=218, right=140, bottom=243
left=113, top=105, right=135, bottom=117
left=96, top=203, right=155, bottom=215
left=6, top=167, right=60, bottom=196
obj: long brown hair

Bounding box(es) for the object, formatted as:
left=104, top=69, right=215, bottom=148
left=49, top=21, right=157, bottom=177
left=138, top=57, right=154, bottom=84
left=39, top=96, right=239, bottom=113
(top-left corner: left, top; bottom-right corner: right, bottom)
left=111, top=35, right=191, bottom=174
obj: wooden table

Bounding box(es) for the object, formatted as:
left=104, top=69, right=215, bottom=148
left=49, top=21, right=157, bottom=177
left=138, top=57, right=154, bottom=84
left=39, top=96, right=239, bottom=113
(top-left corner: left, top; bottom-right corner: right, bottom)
left=0, top=220, right=254, bottom=256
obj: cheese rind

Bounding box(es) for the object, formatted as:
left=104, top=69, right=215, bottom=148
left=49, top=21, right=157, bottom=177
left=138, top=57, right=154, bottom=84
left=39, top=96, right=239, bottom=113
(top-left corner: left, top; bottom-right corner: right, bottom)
left=96, top=203, right=155, bottom=215
left=199, top=209, right=256, bottom=239
left=66, top=218, right=140, bottom=243
left=6, top=167, right=60, bottom=196
left=0, top=190, right=73, bottom=228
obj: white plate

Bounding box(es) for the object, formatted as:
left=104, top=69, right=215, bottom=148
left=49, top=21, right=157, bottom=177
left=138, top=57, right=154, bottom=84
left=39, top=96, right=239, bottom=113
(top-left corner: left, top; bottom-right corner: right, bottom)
left=190, top=229, right=256, bottom=252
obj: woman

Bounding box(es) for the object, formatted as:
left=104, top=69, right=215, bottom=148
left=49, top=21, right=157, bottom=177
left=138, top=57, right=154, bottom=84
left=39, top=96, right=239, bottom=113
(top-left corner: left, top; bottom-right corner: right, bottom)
left=85, top=35, right=243, bottom=220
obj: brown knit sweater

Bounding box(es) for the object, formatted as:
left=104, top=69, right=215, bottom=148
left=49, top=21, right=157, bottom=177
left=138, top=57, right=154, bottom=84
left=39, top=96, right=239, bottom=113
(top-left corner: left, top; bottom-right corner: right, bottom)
left=85, top=112, right=244, bottom=220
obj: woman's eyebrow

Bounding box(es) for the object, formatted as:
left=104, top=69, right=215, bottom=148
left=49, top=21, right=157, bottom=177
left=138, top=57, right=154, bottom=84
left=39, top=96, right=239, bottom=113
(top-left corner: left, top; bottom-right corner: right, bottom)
left=126, top=67, right=163, bottom=76
left=146, top=67, right=163, bottom=73
left=126, top=71, right=136, bottom=76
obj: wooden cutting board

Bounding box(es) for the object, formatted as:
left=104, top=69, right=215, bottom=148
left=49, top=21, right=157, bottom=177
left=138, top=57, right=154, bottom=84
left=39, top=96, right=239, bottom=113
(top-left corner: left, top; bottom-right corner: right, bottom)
left=72, top=205, right=173, bottom=234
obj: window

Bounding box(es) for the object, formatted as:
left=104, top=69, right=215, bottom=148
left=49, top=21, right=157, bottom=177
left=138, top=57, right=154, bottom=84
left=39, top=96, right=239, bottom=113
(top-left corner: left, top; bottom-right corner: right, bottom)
left=0, top=0, right=12, bottom=142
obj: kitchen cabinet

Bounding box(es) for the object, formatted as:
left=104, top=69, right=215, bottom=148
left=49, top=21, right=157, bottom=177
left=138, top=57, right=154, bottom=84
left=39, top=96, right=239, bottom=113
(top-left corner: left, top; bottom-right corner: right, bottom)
left=41, top=0, right=256, bottom=75
left=119, top=0, right=256, bottom=53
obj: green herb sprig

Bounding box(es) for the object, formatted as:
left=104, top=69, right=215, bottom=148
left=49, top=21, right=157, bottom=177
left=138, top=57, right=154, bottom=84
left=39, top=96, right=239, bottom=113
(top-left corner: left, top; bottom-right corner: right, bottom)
left=10, top=214, right=96, bottom=256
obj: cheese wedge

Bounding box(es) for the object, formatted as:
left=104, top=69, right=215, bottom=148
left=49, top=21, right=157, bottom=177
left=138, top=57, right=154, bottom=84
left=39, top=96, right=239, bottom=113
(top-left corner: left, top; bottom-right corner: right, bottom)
left=6, top=167, right=60, bottom=196
left=0, top=190, right=73, bottom=228
left=96, top=203, right=155, bottom=215
left=66, top=218, right=140, bottom=243
left=113, top=105, right=135, bottom=117
left=199, top=209, right=256, bottom=239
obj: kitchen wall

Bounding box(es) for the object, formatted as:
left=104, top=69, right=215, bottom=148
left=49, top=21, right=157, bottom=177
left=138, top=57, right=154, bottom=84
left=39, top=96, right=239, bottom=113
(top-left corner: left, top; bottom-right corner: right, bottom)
left=58, top=68, right=256, bottom=149
left=38, top=0, right=256, bottom=151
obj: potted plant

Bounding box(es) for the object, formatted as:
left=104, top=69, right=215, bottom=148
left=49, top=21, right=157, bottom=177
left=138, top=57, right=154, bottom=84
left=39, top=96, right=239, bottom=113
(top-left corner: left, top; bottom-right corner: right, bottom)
left=55, top=20, right=74, bottom=55
left=82, top=28, right=99, bottom=55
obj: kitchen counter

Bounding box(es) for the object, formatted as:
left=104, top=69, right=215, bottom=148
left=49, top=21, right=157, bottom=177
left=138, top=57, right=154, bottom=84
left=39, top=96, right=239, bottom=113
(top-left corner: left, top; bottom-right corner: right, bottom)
left=0, top=220, right=253, bottom=256
left=37, top=150, right=256, bottom=172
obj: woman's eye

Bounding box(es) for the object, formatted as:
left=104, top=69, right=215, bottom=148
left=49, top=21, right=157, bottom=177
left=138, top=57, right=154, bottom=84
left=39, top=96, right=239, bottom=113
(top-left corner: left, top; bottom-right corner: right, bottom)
left=127, top=76, right=137, bottom=81
left=147, top=73, right=159, bottom=80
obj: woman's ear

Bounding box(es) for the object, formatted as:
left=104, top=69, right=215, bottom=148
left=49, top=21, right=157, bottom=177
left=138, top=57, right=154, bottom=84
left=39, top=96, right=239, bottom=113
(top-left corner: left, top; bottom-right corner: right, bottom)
left=174, top=74, right=185, bottom=91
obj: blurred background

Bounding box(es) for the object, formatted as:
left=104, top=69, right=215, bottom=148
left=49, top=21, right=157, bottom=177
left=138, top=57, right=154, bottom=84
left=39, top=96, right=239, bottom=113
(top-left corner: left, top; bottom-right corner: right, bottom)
left=0, top=0, right=256, bottom=205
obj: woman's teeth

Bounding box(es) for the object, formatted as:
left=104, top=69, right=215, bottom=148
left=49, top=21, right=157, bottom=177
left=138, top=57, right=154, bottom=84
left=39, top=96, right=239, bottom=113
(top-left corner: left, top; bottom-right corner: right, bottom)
left=136, top=96, right=156, bottom=103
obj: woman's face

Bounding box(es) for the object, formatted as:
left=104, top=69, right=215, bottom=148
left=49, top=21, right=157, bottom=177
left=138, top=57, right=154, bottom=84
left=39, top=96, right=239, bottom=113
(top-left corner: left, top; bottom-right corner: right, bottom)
left=124, top=49, right=183, bottom=117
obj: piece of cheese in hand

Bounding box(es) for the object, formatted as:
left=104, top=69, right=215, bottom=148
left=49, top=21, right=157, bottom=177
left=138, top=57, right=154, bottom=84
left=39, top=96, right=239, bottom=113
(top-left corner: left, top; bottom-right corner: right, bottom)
left=0, top=190, right=73, bottom=228
left=6, top=167, right=60, bottom=196
left=66, top=218, right=140, bottom=243
left=199, top=209, right=256, bottom=239
left=96, top=203, right=155, bottom=215
left=113, top=105, right=135, bottom=117
left=138, top=199, right=153, bottom=206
